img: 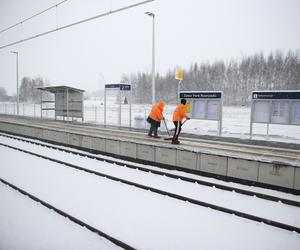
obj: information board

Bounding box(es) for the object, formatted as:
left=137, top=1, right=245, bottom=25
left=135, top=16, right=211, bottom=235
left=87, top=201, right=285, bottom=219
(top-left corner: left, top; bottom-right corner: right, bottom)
left=179, top=91, right=222, bottom=121
left=105, top=83, right=131, bottom=91
left=179, top=91, right=223, bottom=135
left=250, top=90, right=300, bottom=137
left=104, top=83, right=132, bottom=128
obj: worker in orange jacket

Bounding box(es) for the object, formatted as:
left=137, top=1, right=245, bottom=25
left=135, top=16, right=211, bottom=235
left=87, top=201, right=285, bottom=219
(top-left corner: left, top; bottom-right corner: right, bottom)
left=172, top=99, right=190, bottom=144
left=147, top=101, right=165, bottom=138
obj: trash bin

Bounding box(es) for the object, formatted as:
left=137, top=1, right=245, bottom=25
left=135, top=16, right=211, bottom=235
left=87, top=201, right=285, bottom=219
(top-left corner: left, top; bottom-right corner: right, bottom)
left=134, top=114, right=145, bottom=129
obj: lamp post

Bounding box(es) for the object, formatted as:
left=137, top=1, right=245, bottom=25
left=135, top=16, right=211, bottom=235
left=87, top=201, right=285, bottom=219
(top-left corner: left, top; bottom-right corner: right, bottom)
left=11, top=51, right=19, bottom=115
left=145, top=11, right=155, bottom=104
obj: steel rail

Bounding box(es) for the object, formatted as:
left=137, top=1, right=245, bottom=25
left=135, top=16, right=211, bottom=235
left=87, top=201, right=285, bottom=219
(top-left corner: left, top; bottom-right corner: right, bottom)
left=0, top=177, right=136, bottom=250
left=1, top=141, right=300, bottom=234
left=1, top=132, right=300, bottom=208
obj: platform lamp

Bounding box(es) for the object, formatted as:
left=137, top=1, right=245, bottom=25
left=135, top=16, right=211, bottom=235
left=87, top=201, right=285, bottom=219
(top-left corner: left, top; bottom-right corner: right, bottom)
left=11, top=51, right=19, bottom=115
left=145, top=11, right=155, bottom=104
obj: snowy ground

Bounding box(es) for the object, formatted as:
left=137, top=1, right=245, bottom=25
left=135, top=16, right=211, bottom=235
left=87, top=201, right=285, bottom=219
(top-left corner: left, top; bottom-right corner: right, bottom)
left=0, top=184, right=120, bottom=250
left=1, top=101, right=300, bottom=144
left=1, top=135, right=300, bottom=249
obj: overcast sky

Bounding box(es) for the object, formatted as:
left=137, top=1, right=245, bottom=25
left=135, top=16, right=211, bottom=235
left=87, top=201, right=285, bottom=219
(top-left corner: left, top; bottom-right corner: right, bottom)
left=0, top=0, right=299, bottom=95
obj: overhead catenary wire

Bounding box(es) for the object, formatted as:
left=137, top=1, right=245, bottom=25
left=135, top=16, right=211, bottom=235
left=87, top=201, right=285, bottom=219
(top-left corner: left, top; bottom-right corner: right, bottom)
left=0, top=0, right=69, bottom=35
left=0, top=0, right=155, bottom=50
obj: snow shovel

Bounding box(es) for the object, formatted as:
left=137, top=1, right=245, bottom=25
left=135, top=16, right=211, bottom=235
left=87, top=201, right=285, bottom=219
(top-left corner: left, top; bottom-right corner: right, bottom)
left=164, top=119, right=188, bottom=140
left=163, top=118, right=171, bottom=137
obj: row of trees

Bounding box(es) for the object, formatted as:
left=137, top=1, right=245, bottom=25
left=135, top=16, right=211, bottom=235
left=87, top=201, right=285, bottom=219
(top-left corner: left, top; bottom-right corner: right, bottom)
left=19, top=76, right=49, bottom=102
left=121, top=50, right=300, bottom=106
left=0, top=87, right=8, bottom=101
left=0, top=77, right=49, bottom=103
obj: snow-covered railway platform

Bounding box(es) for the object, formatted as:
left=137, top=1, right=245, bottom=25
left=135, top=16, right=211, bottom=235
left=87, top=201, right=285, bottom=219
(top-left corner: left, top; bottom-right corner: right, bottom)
left=0, top=114, right=299, bottom=193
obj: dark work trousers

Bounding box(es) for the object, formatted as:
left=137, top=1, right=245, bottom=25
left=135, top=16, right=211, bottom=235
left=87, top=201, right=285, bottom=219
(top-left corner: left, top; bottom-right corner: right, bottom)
left=148, top=123, right=158, bottom=136
left=172, top=121, right=182, bottom=141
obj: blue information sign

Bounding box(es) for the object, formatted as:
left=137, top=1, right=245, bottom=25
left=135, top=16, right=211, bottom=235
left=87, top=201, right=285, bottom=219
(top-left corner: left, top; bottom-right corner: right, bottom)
left=105, top=84, right=131, bottom=91
left=180, top=92, right=222, bottom=99
left=252, top=91, right=300, bottom=100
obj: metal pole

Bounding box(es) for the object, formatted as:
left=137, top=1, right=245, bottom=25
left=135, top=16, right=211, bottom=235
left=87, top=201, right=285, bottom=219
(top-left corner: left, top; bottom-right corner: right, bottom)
left=104, top=87, right=106, bottom=126
left=219, top=95, right=223, bottom=136
left=119, top=89, right=121, bottom=127
left=82, top=92, right=84, bottom=122
left=40, top=91, right=43, bottom=120
left=129, top=91, right=132, bottom=129
left=95, top=106, right=97, bottom=123
left=16, top=53, right=19, bottom=115
left=11, top=51, right=19, bottom=115
left=66, top=88, right=69, bottom=122
left=152, top=14, right=155, bottom=104
left=250, top=99, right=254, bottom=139
left=144, top=107, right=147, bottom=129
left=178, top=80, right=182, bottom=102
left=145, top=12, right=155, bottom=104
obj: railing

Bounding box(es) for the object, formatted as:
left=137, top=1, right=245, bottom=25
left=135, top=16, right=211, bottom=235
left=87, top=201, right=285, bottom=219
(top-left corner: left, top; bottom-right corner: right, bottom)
left=0, top=102, right=173, bottom=130
left=1, top=102, right=300, bottom=143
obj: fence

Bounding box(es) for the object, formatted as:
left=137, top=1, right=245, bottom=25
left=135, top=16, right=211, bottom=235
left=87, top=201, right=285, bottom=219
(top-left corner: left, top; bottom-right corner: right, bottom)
left=0, top=102, right=174, bottom=130
left=1, top=102, right=300, bottom=142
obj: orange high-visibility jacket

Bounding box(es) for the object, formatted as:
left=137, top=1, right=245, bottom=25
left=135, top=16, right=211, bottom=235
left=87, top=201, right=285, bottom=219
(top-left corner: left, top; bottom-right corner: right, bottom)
left=173, top=103, right=187, bottom=122
left=149, top=102, right=164, bottom=122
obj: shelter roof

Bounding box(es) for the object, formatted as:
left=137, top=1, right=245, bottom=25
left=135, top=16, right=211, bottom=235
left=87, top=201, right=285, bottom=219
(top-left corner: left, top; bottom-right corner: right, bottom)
left=37, top=85, right=85, bottom=93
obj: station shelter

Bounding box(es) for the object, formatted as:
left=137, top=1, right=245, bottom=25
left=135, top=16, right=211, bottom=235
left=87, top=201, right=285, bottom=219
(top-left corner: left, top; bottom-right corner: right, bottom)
left=38, top=86, right=85, bottom=121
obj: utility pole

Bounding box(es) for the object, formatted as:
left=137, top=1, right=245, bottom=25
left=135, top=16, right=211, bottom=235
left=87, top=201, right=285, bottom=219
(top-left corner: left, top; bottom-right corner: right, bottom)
left=145, top=11, right=155, bottom=104
left=11, top=51, right=19, bottom=115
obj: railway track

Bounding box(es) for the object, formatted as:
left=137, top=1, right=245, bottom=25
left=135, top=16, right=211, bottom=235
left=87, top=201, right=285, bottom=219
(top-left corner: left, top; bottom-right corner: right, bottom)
left=0, top=138, right=300, bottom=234
left=1, top=132, right=299, bottom=208
left=0, top=177, right=135, bottom=250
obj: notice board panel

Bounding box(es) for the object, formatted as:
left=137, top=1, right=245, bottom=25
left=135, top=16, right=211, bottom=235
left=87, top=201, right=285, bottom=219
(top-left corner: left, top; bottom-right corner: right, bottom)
left=192, top=100, right=206, bottom=119
left=292, top=101, right=300, bottom=124
left=207, top=100, right=220, bottom=120
left=250, top=90, right=300, bottom=138
left=271, top=101, right=289, bottom=124
left=253, top=101, right=270, bottom=123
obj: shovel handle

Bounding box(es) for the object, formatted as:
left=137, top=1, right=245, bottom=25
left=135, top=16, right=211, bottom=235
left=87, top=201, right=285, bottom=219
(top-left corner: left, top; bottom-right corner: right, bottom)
left=163, top=118, right=171, bottom=137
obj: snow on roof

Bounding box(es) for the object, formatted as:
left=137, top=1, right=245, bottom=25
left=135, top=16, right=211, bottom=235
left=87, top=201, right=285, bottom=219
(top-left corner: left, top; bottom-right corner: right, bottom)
left=37, top=85, right=85, bottom=93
